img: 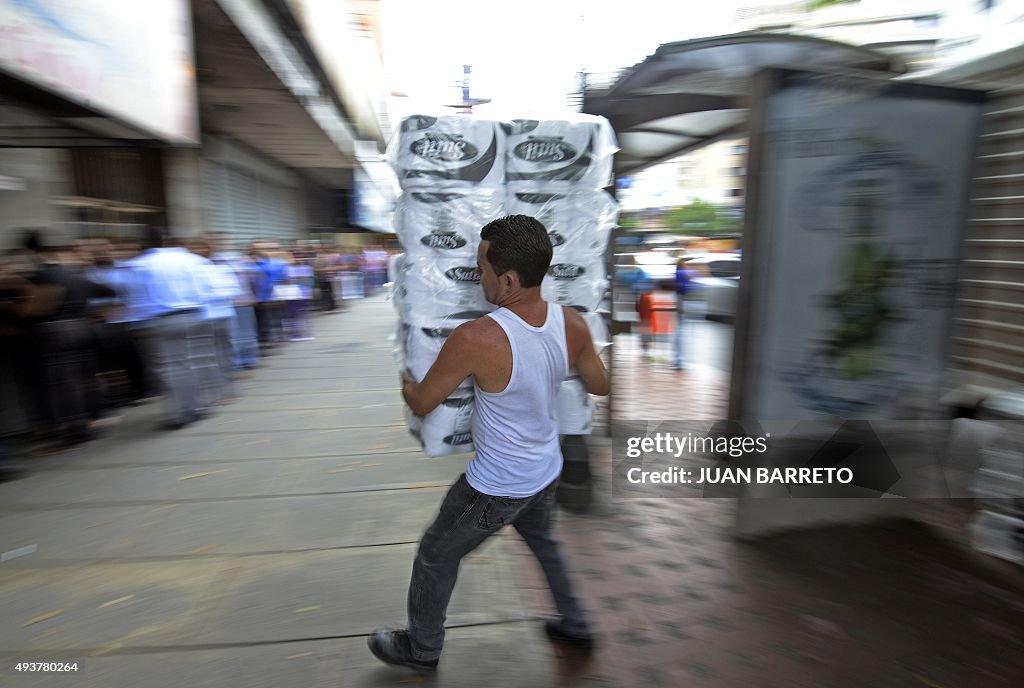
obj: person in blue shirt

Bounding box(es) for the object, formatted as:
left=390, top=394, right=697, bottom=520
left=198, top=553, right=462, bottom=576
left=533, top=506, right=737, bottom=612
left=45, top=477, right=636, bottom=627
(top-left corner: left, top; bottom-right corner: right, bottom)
left=253, top=243, right=287, bottom=349
left=87, top=240, right=153, bottom=405
left=191, top=239, right=242, bottom=403
left=225, top=247, right=262, bottom=371
left=129, top=228, right=216, bottom=430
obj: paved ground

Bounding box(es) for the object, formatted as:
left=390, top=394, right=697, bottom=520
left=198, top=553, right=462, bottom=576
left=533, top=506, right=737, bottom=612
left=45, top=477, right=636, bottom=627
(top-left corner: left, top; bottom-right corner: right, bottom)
left=1, top=296, right=1022, bottom=687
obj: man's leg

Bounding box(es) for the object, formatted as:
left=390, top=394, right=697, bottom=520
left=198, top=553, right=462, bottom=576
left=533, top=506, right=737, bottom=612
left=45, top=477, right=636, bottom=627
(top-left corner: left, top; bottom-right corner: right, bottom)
left=672, top=304, right=686, bottom=370
left=254, top=303, right=269, bottom=347
left=121, top=324, right=149, bottom=400
left=371, top=474, right=532, bottom=669
left=154, top=317, right=193, bottom=426
left=212, top=318, right=237, bottom=398
left=269, top=302, right=285, bottom=344
left=512, top=482, right=591, bottom=638
left=406, top=474, right=500, bottom=661
left=189, top=317, right=220, bottom=409
left=231, top=305, right=258, bottom=369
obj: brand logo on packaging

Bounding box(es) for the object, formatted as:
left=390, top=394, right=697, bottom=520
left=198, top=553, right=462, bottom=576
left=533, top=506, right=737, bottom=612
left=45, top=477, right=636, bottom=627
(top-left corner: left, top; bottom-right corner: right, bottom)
left=548, top=231, right=566, bottom=247
left=445, top=431, right=473, bottom=445
left=514, top=192, right=565, bottom=204
left=548, top=264, right=585, bottom=280
left=506, top=136, right=595, bottom=182
left=445, top=267, right=481, bottom=283
left=412, top=135, right=478, bottom=162
left=421, top=232, right=467, bottom=250
left=411, top=192, right=464, bottom=204
left=401, top=115, right=437, bottom=132
left=402, top=136, right=497, bottom=183
left=513, top=137, right=577, bottom=163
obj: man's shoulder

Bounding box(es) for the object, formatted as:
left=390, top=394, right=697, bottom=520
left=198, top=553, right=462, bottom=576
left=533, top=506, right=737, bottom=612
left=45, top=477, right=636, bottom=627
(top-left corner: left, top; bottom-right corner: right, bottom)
left=560, top=305, right=587, bottom=333
left=451, top=315, right=502, bottom=346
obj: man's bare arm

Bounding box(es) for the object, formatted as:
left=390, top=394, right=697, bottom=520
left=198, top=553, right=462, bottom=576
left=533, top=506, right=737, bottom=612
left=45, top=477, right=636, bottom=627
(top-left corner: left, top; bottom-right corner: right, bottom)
left=402, top=323, right=476, bottom=416
left=565, top=308, right=609, bottom=396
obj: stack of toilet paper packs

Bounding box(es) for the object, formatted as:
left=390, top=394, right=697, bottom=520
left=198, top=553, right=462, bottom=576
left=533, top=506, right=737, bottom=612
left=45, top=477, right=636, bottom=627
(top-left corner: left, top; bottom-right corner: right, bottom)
left=390, top=113, right=618, bottom=456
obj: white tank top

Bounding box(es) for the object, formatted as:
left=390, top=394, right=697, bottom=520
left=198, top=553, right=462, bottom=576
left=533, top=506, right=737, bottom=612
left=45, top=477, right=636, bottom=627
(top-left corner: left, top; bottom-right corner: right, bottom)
left=465, top=302, right=568, bottom=497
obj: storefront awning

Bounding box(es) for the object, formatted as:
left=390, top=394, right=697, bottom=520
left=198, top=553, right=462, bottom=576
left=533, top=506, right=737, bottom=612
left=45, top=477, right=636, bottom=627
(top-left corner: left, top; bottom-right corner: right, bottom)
left=584, top=33, right=906, bottom=176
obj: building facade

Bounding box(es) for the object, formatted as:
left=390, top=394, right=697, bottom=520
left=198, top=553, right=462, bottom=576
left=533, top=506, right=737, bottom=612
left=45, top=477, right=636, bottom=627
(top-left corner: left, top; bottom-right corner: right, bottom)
left=0, top=0, right=394, bottom=250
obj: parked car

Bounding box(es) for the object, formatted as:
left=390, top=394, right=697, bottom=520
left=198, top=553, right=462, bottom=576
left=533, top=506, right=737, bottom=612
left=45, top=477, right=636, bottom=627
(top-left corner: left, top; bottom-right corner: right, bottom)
left=683, top=254, right=740, bottom=323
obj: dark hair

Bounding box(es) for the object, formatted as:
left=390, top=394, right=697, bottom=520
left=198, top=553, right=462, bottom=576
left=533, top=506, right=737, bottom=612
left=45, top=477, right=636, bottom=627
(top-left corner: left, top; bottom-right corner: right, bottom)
left=21, top=228, right=47, bottom=253
left=479, top=215, right=552, bottom=288
left=145, top=226, right=168, bottom=250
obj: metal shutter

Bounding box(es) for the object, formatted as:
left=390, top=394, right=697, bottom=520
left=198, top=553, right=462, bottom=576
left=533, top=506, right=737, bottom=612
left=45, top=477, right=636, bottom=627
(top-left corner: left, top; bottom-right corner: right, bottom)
left=228, top=168, right=262, bottom=244
left=203, top=162, right=233, bottom=237
left=951, top=87, right=1024, bottom=386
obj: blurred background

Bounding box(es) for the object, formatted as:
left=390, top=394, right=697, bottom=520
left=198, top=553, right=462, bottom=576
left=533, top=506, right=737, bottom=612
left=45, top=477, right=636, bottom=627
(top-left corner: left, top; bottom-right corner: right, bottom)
left=1, top=1, right=1023, bottom=686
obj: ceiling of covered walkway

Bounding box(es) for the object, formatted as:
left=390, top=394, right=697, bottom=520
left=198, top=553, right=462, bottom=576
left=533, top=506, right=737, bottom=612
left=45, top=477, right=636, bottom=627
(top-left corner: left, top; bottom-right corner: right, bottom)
left=584, top=33, right=906, bottom=176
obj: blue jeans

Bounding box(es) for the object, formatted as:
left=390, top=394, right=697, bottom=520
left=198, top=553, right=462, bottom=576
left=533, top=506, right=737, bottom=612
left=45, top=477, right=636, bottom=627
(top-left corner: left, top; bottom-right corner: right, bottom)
left=673, top=303, right=686, bottom=368
left=231, top=305, right=259, bottom=369
left=407, top=473, right=589, bottom=661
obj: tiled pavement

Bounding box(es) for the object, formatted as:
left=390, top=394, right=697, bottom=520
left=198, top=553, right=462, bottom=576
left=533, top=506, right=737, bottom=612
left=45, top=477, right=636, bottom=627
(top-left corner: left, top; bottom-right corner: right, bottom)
left=606, top=329, right=732, bottom=423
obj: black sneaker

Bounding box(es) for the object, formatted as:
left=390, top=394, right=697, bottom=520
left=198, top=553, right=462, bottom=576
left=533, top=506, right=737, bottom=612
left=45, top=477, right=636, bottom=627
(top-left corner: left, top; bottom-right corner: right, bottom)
left=544, top=619, right=595, bottom=652
left=367, top=629, right=439, bottom=672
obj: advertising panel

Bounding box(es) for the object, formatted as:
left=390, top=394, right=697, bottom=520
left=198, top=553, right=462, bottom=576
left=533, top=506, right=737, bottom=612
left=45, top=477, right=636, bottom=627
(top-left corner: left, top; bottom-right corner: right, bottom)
left=732, top=68, right=984, bottom=421
left=0, top=0, right=198, bottom=143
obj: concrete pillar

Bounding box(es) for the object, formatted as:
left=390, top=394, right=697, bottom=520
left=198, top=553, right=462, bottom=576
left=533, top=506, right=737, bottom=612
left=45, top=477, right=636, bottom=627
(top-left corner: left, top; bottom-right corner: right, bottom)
left=0, top=149, right=73, bottom=249
left=163, top=147, right=208, bottom=238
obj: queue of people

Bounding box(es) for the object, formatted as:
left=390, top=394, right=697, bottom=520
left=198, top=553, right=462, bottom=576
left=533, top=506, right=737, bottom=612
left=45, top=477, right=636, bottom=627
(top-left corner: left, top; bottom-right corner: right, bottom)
left=0, top=228, right=388, bottom=472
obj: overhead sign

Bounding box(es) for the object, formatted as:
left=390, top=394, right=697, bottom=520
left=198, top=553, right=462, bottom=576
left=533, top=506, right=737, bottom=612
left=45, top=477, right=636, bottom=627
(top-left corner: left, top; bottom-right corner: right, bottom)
left=0, top=0, right=198, bottom=144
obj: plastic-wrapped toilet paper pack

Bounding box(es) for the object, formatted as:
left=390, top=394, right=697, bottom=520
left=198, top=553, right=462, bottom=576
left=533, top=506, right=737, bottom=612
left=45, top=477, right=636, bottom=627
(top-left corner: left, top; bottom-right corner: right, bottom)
left=396, top=189, right=504, bottom=259
left=505, top=188, right=617, bottom=256
left=556, top=375, right=593, bottom=435
left=391, top=115, right=504, bottom=189
left=388, top=252, right=407, bottom=289
left=542, top=260, right=607, bottom=313
left=390, top=252, right=408, bottom=289
left=502, top=116, right=618, bottom=189
left=398, top=320, right=474, bottom=390
left=391, top=257, right=412, bottom=321
left=406, top=394, right=475, bottom=457
left=396, top=258, right=493, bottom=326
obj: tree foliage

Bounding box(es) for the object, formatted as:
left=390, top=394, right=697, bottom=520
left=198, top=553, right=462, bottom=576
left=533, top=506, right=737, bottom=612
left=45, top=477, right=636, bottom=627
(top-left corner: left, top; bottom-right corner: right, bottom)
left=665, top=200, right=737, bottom=236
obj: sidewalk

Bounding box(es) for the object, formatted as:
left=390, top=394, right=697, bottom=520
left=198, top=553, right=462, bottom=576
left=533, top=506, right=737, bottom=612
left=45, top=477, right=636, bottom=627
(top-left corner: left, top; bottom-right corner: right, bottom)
left=0, top=297, right=556, bottom=687
left=0, top=298, right=1021, bottom=687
